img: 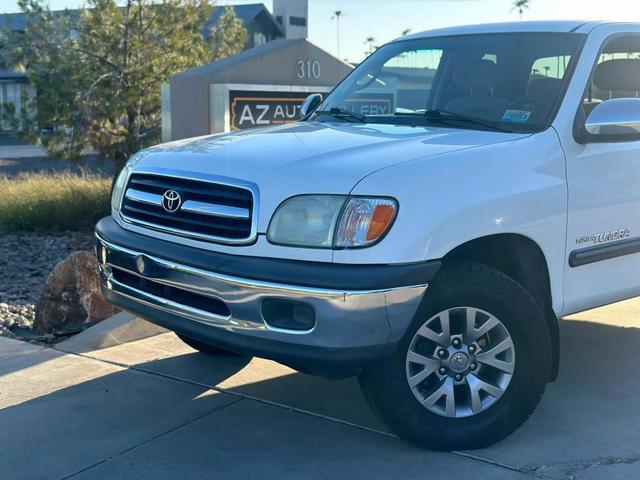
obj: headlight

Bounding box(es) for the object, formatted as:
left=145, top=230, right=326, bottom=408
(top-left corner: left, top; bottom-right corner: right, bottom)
left=110, top=164, right=131, bottom=212
left=110, top=153, right=145, bottom=212
left=268, top=195, right=345, bottom=247
left=268, top=195, right=397, bottom=248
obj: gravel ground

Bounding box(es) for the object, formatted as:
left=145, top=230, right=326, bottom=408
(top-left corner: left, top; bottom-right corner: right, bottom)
left=0, top=231, right=95, bottom=337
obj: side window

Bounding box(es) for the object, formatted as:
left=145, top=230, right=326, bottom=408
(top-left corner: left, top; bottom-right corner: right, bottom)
left=583, top=35, right=640, bottom=116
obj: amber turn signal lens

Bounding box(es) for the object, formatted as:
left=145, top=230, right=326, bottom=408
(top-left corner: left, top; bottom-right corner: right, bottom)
left=335, top=197, right=398, bottom=247
left=366, top=204, right=396, bottom=241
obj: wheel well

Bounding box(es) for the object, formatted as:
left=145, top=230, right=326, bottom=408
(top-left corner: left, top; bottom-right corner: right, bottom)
left=442, top=234, right=560, bottom=381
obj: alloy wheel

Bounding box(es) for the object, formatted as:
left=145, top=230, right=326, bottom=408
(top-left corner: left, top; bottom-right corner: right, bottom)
left=405, top=306, right=515, bottom=418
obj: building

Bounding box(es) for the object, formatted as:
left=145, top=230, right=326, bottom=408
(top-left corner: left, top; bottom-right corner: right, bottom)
left=273, top=0, right=309, bottom=39
left=0, top=71, right=35, bottom=132
left=165, top=37, right=351, bottom=141
left=162, top=0, right=326, bottom=140
left=207, top=3, right=285, bottom=49
left=1, top=4, right=285, bottom=51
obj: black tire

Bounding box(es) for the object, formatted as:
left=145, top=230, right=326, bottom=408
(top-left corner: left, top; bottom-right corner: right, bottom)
left=358, top=261, right=551, bottom=451
left=176, top=334, right=247, bottom=357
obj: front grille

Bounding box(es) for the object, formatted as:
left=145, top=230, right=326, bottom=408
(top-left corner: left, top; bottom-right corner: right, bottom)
left=120, top=173, right=255, bottom=243
left=111, top=267, right=231, bottom=318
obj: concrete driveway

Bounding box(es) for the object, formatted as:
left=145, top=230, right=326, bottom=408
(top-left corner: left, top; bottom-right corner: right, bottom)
left=1, top=299, right=640, bottom=480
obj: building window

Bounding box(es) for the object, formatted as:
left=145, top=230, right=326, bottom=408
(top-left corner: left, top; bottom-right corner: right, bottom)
left=289, top=16, right=307, bottom=27
left=276, top=15, right=283, bottom=25
left=253, top=32, right=266, bottom=46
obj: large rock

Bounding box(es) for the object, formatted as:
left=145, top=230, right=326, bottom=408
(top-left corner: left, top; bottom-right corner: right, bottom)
left=34, top=251, right=120, bottom=335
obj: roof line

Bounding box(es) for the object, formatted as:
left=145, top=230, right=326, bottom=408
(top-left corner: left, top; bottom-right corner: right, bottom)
left=570, top=21, right=592, bottom=32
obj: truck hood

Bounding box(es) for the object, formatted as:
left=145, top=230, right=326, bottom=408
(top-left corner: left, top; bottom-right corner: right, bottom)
left=135, top=121, right=528, bottom=230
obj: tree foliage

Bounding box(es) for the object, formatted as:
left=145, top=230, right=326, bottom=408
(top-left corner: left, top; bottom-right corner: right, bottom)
left=2, top=0, right=247, bottom=165
left=511, top=0, right=531, bottom=19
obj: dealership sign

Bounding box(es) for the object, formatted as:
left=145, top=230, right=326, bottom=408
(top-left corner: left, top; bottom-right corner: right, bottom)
left=228, top=90, right=396, bottom=130
left=229, top=90, right=318, bottom=130
left=343, top=93, right=394, bottom=116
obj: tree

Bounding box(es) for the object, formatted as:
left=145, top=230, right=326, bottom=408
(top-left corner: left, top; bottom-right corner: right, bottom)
left=209, top=4, right=247, bottom=59
left=3, top=0, right=246, bottom=167
left=331, top=10, right=344, bottom=59
left=401, top=28, right=412, bottom=36
left=511, top=0, right=530, bottom=20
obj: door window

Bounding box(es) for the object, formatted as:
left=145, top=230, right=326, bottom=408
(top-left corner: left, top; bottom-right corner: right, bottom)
left=582, top=35, right=640, bottom=116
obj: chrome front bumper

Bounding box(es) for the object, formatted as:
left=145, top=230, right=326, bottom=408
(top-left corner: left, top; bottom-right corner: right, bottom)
left=96, top=235, right=429, bottom=350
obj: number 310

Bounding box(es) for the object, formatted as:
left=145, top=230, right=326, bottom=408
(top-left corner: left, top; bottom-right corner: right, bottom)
left=296, top=60, right=321, bottom=79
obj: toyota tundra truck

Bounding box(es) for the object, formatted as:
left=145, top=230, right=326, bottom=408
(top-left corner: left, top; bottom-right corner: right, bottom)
left=96, top=21, right=640, bottom=450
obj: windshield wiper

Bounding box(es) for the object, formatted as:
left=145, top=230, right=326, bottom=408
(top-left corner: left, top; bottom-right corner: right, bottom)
left=421, top=109, right=514, bottom=133
left=315, top=107, right=367, bottom=123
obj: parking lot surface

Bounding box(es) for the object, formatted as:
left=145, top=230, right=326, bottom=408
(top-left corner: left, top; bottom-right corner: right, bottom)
left=1, top=299, right=639, bottom=479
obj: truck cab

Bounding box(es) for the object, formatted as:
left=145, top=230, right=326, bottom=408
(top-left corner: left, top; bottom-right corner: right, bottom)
left=96, top=21, right=640, bottom=450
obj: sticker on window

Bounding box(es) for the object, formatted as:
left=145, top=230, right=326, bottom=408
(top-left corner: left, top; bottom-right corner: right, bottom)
left=502, top=110, right=531, bottom=123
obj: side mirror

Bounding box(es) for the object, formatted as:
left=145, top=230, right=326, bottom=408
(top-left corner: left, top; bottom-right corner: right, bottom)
left=300, top=94, right=322, bottom=118
left=583, top=98, right=640, bottom=142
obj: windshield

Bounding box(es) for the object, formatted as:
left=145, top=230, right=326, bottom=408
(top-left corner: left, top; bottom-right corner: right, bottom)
left=313, top=32, right=586, bottom=132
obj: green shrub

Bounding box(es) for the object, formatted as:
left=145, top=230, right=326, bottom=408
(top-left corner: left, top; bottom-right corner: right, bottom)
left=0, top=172, right=112, bottom=231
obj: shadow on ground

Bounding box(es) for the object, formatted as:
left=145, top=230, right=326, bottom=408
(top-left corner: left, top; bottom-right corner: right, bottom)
left=1, top=318, right=639, bottom=479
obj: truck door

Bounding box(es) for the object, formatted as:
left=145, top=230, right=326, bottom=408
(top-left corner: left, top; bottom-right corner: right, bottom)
left=563, top=33, right=640, bottom=314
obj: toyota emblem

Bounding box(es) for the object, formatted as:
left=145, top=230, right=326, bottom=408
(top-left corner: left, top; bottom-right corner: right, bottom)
left=162, top=190, right=182, bottom=213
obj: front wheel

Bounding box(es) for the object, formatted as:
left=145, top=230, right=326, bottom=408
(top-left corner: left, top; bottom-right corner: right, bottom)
left=359, top=261, right=551, bottom=450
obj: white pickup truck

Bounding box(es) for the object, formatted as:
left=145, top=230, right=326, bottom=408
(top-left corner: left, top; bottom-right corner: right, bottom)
left=96, top=21, right=640, bottom=450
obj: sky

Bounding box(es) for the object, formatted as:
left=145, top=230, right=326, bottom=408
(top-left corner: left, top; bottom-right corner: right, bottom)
left=3, top=0, right=640, bottom=62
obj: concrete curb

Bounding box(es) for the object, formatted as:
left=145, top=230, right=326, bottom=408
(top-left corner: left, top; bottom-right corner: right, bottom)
left=57, top=312, right=167, bottom=353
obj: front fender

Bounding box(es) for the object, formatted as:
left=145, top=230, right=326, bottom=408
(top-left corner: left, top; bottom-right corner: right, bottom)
left=333, top=128, right=567, bottom=313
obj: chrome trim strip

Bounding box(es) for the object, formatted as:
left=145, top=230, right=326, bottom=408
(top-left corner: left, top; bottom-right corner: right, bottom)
left=106, top=273, right=234, bottom=325
left=125, top=189, right=162, bottom=206
left=181, top=200, right=250, bottom=219
left=118, top=213, right=255, bottom=246
left=119, top=166, right=260, bottom=245
left=97, top=234, right=410, bottom=297
left=125, top=188, right=250, bottom=219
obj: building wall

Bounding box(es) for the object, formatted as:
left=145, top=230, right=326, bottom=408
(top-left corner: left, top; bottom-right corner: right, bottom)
left=273, top=0, right=308, bottom=39
left=245, top=11, right=284, bottom=49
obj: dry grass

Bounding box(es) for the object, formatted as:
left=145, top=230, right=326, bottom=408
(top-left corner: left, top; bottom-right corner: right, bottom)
left=0, top=171, right=111, bottom=231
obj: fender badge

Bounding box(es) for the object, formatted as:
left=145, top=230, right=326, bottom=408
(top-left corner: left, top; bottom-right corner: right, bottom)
left=576, top=228, right=630, bottom=245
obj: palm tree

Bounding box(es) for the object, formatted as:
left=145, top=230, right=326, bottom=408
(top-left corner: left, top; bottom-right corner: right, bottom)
left=331, top=11, right=344, bottom=58
left=402, top=28, right=412, bottom=36
left=511, top=0, right=531, bottom=20
left=365, top=36, right=376, bottom=56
